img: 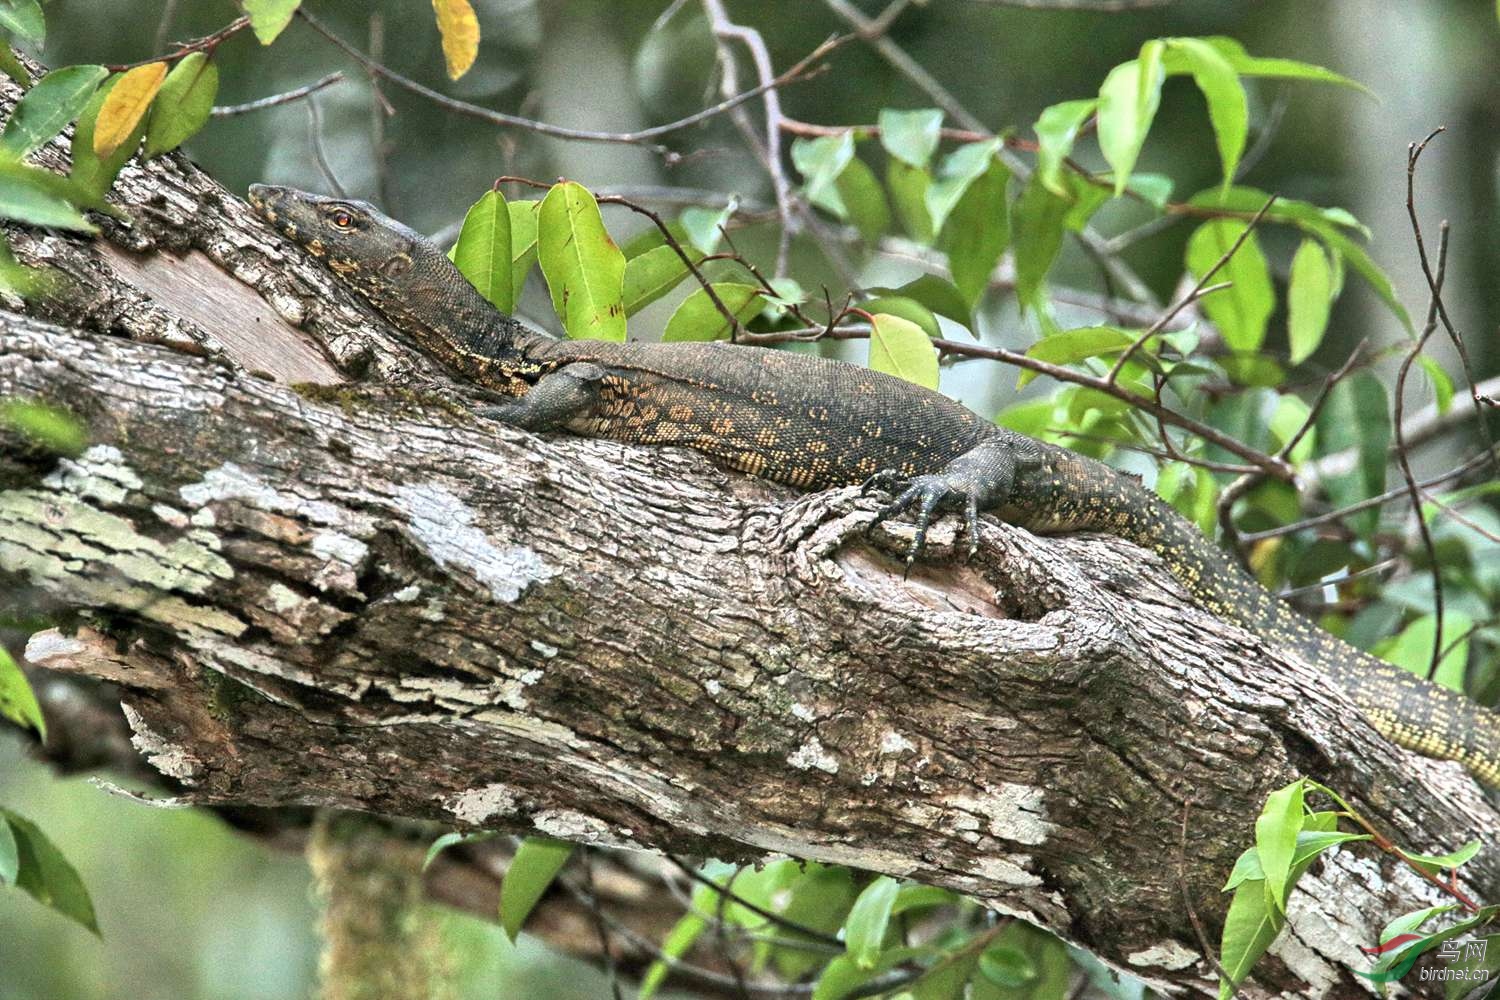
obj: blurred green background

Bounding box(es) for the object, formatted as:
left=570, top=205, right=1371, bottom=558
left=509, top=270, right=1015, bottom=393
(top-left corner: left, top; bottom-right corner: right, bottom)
left=5, top=0, right=1500, bottom=996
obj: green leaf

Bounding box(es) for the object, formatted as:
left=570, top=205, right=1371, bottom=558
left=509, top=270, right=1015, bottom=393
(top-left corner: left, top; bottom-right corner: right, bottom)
left=0, top=398, right=86, bottom=455
left=622, top=244, right=698, bottom=316
left=1, top=809, right=98, bottom=935
left=1184, top=219, right=1273, bottom=352
left=1188, top=184, right=1368, bottom=236
left=1223, top=847, right=1263, bottom=892
left=662, top=282, right=763, bottom=342
left=861, top=295, right=940, bottom=340
left=974, top=924, right=1071, bottom=1000
left=0, top=816, right=16, bottom=886
left=813, top=947, right=924, bottom=1000
left=0, top=645, right=45, bottom=739
left=876, top=275, right=972, bottom=328
left=844, top=876, right=900, bottom=969
left=927, top=138, right=1002, bottom=233
left=1269, top=395, right=1316, bottom=465
left=0, top=159, right=97, bottom=232
left=1, top=64, right=107, bottom=158
left=1286, top=238, right=1333, bottom=364
left=791, top=132, right=856, bottom=214
left=0, top=0, right=44, bottom=46
left=450, top=189, right=515, bottom=313
left=912, top=951, right=981, bottom=1000
left=1291, top=829, right=1370, bottom=866
left=978, top=946, right=1035, bottom=988
left=836, top=156, right=889, bottom=244
left=1397, top=839, right=1481, bottom=875
left=1126, top=172, right=1174, bottom=211
left=538, top=181, right=626, bottom=341
left=1061, top=176, right=1109, bottom=233
left=878, top=108, right=944, bottom=168
left=0, top=44, right=30, bottom=88
left=776, top=864, right=858, bottom=981
left=680, top=199, right=736, bottom=255
left=70, top=76, right=144, bottom=198
left=242, top=0, right=300, bottom=45
left=887, top=159, right=933, bottom=243
left=639, top=911, right=708, bottom=1000
left=1418, top=356, right=1454, bottom=414
left=1218, top=878, right=1283, bottom=998
left=1378, top=612, right=1473, bottom=693
left=891, top=884, right=958, bottom=916
left=1312, top=224, right=1413, bottom=333
left=499, top=837, right=574, bottom=942
left=1198, top=36, right=1371, bottom=96
left=867, top=313, right=939, bottom=389
left=1034, top=98, right=1097, bottom=196
left=1167, top=38, right=1246, bottom=190
left=1012, top=173, right=1069, bottom=314
left=1254, top=779, right=1305, bottom=913
left=1315, top=372, right=1390, bottom=538
left=942, top=154, right=1010, bottom=308
left=1019, top=326, right=1139, bottom=388
left=1097, top=40, right=1165, bottom=195
left=144, top=53, right=219, bottom=158
left=421, top=830, right=495, bottom=872
left=507, top=199, right=541, bottom=296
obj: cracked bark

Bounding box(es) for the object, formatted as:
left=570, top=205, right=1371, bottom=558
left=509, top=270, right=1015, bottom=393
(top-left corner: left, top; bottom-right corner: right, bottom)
left=0, top=101, right=1496, bottom=1000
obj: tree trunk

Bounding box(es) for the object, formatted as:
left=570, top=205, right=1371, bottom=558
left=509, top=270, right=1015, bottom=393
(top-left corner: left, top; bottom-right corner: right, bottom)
left=1, top=100, right=1496, bottom=1000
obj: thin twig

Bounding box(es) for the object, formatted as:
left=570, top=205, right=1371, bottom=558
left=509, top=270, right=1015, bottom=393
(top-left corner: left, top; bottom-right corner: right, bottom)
left=699, top=0, right=799, bottom=276
left=299, top=9, right=842, bottom=159
left=107, top=15, right=250, bottom=72
left=1402, top=131, right=1449, bottom=680
left=1278, top=556, right=1401, bottom=601
left=211, top=72, right=344, bottom=117
left=1179, top=801, right=1241, bottom=996
left=579, top=850, right=625, bottom=1000
left=665, top=855, right=845, bottom=947
left=1217, top=339, right=1365, bottom=562
left=1402, top=127, right=1500, bottom=479
left=153, top=0, right=180, bottom=53
left=1106, top=196, right=1276, bottom=385
left=713, top=865, right=752, bottom=1000
left=1243, top=447, right=1495, bottom=542
left=962, top=0, right=1177, bottom=8
left=555, top=873, right=815, bottom=996
left=304, top=95, right=346, bottom=198
left=368, top=14, right=394, bottom=213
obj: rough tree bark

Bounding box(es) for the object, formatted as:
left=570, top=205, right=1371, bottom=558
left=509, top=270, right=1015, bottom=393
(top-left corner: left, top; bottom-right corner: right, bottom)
left=1, top=97, right=1497, bottom=1000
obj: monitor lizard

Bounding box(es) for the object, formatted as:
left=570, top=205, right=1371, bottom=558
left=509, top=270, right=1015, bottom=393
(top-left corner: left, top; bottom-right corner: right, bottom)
left=248, top=183, right=1500, bottom=789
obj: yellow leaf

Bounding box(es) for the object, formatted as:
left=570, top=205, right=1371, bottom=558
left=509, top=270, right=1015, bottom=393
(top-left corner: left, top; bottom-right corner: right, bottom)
left=431, top=0, right=479, bottom=80
left=93, top=62, right=166, bottom=159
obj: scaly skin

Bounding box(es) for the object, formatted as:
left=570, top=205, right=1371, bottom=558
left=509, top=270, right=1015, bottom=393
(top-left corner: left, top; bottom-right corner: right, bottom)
left=248, top=184, right=1500, bottom=789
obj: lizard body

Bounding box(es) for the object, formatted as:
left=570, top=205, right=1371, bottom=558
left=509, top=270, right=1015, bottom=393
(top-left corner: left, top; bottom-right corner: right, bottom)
left=249, top=184, right=1500, bottom=788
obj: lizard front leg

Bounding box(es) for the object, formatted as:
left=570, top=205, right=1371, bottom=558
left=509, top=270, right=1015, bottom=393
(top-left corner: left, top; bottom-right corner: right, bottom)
left=865, top=432, right=1043, bottom=570
left=475, top=361, right=606, bottom=431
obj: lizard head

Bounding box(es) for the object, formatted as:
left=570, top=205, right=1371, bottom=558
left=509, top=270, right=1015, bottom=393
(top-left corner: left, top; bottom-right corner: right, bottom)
left=248, top=184, right=540, bottom=393
left=248, top=184, right=439, bottom=307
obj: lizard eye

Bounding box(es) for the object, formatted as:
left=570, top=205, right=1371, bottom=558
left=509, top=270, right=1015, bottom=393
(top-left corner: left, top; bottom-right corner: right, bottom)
left=330, top=211, right=354, bottom=229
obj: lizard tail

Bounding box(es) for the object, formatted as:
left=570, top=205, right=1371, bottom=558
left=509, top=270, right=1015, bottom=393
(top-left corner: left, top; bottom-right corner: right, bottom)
left=1048, top=458, right=1500, bottom=788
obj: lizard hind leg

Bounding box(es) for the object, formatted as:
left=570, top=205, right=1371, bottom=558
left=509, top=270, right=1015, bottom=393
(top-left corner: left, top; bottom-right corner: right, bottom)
left=865, top=434, right=1025, bottom=568
left=475, top=361, right=607, bottom=432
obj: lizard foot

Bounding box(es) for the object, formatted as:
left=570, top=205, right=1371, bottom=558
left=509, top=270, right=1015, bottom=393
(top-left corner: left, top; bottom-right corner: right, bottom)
left=863, top=471, right=983, bottom=575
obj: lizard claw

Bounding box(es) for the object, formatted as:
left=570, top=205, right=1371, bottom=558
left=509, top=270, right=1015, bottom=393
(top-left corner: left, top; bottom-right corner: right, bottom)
left=865, top=472, right=974, bottom=572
